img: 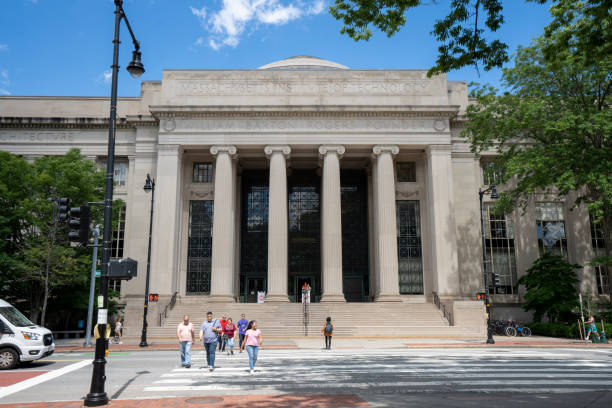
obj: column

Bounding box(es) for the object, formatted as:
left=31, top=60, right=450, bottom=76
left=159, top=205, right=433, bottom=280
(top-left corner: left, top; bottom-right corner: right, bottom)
left=265, top=145, right=291, bottom=302
left=319, top=145, right=346, bottom=302
left=372, top=145, right=402, bottom=301
left=209, top=145, right=237, bottom=302
left=150, top=145, right=182, bottom=297
left=426, top=145, right=460, bottom=297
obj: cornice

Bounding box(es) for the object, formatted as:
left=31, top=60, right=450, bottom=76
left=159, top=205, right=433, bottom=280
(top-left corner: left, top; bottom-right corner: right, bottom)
left=149, top=105, right=460, bottom=119
left=0, top=116, right=157, bottom=129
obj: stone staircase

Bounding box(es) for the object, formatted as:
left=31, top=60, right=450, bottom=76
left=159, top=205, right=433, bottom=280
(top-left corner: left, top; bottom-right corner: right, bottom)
left=127, top=298, right=483, bottom=340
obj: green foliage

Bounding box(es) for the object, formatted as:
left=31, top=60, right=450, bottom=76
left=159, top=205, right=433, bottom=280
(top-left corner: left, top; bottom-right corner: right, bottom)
left=0, top=149, right=109, bottom=327
left=329, top=1, right=610, bottom=76
left=518, top=253, right=581, bottom=323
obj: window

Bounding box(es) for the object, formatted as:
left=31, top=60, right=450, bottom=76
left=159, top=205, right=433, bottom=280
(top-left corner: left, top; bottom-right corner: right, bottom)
left=110, top=203, right=126, bottom=293
left=193, top=163, right=213, bottom=183
left=100, top=160, right=128, bottom=187
left=396, top=201, right=423, bottom=294
left=186, top=200, right=214, bottom=294
left=590, top=214, right=610, bottom=295
left=482, top=161, right=502, bottom=186
left=483, top=204, right=517, bottom=294
left=536, top=203, right=567, bottom=258
left=396, top=162, right=416, bottom=182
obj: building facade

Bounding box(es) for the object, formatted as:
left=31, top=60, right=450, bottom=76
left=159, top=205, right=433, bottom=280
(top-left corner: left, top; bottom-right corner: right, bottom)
left=1, top=57, right=607, bottom=325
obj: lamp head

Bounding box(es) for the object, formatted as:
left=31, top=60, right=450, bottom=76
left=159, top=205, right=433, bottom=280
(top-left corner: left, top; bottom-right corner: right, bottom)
left=490, top=185, right=499, bottom=199
left=144, top=174, right=153, bottom=192
left=126, top=50, right=145, bottom=78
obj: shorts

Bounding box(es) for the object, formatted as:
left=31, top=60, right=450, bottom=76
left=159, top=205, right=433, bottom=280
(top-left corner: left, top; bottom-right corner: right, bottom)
left=588, top=325, right=598, bottom=333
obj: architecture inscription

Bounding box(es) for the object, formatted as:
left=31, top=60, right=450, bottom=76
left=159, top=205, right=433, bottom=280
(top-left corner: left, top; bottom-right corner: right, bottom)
left=0, top=132, right=74, bottom=143
left=162, top=118, right=448, bottom=133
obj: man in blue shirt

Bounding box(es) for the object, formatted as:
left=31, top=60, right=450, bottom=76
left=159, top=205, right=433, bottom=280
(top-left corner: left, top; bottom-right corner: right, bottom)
left=199, top=312, right=221, bottom=371
left=237, top=313, right=249, bottom=352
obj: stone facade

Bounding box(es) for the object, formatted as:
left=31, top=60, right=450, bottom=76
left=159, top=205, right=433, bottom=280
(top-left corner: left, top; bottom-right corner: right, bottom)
left=0, top=57, right=607, bottom=327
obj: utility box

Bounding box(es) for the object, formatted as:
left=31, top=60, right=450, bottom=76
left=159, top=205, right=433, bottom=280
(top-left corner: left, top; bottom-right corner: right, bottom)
left=106, top=258, right=137, bottom=280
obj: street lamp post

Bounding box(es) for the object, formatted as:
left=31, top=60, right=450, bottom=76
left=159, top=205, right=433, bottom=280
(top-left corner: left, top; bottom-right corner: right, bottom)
left=479, top=185, right=498, bottom=345
left=139, top=174, right=155, bottom=347
left=84, top=1, right=144, bottom=406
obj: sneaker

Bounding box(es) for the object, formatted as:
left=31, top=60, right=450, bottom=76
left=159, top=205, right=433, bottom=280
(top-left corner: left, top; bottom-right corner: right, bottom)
left=185, top=364, right=191, bottom=369
left=209, top=366, right=214, bottom=372
left=119, top=342, right=123, bottom=345
left=250, top=370, right=254, bottom=375
left=231, top=350, right=234, bottom=355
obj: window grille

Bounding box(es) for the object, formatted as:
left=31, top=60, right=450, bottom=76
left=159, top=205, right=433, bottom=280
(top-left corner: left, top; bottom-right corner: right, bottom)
left=590, top=214, right=609, bottom=295
left=186, top=200, right=214, bottom=294
left=536, top=202, right=568, bottom=258
left=396, top=162, right=416, bottom=182
left=193, top=163, right=213, bottom=183
left=396, top=200, right=423, bottom=294
left=483, top=204, right=517, bottom=294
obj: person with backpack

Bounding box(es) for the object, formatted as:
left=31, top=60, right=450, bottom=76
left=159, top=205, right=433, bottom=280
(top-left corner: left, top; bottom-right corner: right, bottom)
left=240, top=320, right=263, bottom=375
left=199, top=312, right=221, bottom=371
left=322, top=316, right=333, bottom=350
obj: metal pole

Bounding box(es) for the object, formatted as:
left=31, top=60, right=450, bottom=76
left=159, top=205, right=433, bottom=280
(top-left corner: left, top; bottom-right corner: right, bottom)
left=579, top=293, right=587, bottom=343
left=140, top=176, right=154, bottom=347
left=84, top=1, right=122, bottom=405
left=84, top=226, right=100, bottom=347
left=479, top=188, right=495, bottom=344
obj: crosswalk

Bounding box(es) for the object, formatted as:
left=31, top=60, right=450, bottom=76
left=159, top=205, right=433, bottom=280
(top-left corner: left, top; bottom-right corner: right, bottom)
left=141, top=348, right=612, bottom=396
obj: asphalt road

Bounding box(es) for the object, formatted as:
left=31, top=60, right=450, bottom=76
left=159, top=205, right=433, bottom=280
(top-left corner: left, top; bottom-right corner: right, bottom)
left=1, top=347, right=612, bottom=407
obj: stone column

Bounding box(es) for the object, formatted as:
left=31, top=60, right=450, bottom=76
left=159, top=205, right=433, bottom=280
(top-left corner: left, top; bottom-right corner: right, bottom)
left=265, top=145, right=291, bottom=302
left=209, top=145, right=237, bottom=302
left=150, top=145, right=182, bottom=296
left=372, top=146, right=402, bottom=301
left=426, top=145, right=460, bottom=297
left=319, top=145, right=346, bottom=302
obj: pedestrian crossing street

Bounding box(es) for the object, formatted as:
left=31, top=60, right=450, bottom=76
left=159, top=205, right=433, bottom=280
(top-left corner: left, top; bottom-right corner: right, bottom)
left=142, top=348, right=612, bottom=396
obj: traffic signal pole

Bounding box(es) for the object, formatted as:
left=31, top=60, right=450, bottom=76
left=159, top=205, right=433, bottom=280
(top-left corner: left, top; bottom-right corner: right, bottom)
left=84, top=226, right=100, bottom=347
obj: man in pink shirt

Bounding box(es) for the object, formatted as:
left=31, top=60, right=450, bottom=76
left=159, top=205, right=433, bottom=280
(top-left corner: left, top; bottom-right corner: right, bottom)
left=177, top=315, right=194, bottom=368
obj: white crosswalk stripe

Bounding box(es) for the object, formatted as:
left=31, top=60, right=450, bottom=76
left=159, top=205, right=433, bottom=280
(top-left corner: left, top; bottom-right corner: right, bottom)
left=142, top=348, right=612, bottom=395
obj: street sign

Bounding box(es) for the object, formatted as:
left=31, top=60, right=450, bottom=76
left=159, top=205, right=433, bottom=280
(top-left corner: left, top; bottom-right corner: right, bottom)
left=95, top=270, right=101, bottom=277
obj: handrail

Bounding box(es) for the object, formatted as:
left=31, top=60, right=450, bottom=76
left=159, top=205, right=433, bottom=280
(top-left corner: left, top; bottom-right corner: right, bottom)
left=159, top=291, right=178, bottom=326
left=432, top=291, right=453, bottom=326
left=303, top=300, right=309, bottom=336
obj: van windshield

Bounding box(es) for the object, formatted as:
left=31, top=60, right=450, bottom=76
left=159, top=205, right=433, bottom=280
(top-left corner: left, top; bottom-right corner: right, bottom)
left=0, top=306, right=34, bottom=327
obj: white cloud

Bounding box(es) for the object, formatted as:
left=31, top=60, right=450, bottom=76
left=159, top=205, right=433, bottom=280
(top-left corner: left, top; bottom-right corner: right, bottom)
left=0, top=89, right=10, bottom=96
left=0, top=70, right=9, bottom=94
left=0, top=44, right=8, bottom=51
left=96, top=69, right=112, bottom=85
left=190, top=0, right=326, bottom=50
left=194, top=37, right=204, bottom=46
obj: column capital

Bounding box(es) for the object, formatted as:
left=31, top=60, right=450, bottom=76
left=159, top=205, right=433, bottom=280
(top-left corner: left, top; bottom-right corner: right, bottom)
left=372, top=145, right=399, bottom=157
left=210, top=145, right=237, bottom=157
left=264, top=145, right=291, bottom=157
left=319, top=145, right=345, bottom=158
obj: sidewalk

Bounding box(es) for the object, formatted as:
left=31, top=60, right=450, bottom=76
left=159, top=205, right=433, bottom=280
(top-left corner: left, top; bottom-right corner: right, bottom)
left=53, top=335, right=611, bottom=353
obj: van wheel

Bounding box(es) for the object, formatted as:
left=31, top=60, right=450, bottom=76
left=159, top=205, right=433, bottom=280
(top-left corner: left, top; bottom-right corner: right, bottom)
left=0, top=348, right=19, bottom=370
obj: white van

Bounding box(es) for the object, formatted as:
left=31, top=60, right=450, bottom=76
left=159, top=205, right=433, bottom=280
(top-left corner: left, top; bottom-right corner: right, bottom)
left=0, top=299, right=55, bottom=369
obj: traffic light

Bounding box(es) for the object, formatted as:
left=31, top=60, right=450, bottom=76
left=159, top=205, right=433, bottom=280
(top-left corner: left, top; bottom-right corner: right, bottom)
left=149, top=293, right=159, bottom=302
left=493, top=273, right=501, bottom=287
left=476, top=292, right=486, bottom=300
left=57, top=198, right=70, bottom=222
left=68, top=205, right=91, bottom=245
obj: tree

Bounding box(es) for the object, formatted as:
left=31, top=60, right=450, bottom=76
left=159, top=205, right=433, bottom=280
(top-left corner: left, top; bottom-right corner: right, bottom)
left=0, top=149, right=106, bottom=325
left=329, top=0, right=611, bottom=75
left=518, top=253, right=580, bottom=322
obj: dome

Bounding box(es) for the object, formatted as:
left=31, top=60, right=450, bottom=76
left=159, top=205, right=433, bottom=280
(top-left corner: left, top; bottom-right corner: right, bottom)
left=258, top=56, right=349, bottom=70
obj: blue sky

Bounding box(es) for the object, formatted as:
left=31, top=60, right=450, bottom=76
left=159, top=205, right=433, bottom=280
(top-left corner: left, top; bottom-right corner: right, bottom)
left=0, top=0, right=553, bottom=97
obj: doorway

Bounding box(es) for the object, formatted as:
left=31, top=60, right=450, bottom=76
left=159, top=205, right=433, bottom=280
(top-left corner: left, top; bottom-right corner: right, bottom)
left=245, top=277, right=266, bottom=303
left=294, top=276, right=315, bottom=303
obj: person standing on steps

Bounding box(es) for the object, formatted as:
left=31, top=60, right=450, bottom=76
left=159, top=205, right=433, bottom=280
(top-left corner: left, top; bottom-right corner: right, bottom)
left=240, top=320, right=263, bottom=375
left=114, top=317, right=123, bottom=344
left=199, top=312, right=221, bottom=371
left=177, top=315, right=194, bottom=368
left=237, top=314, right=248, bottom=351
left=224, top=317, right=237, bottom=355
left=321, top=316, right=333, bottom=350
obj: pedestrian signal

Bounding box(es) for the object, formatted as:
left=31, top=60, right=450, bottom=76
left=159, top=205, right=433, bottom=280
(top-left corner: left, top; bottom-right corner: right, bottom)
left=149, top=293, right=159, bottom=302
left=68, top=205, right=91, bottom=245
left=493, top=273, right=501, bottom=286
left=476, top=292, right=486, bottom=300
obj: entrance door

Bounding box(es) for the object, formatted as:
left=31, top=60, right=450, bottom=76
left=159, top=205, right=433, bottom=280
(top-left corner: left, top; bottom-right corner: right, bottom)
left=295, top=276, right=314, bottom=303
left=247, top=278, right=265, bottom=303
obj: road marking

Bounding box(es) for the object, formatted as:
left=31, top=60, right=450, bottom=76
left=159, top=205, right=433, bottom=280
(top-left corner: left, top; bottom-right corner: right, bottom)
left=0, top=359, right=91, bottom=399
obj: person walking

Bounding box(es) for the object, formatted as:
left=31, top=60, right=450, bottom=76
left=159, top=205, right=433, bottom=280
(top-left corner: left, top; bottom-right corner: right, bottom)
left=224, top=317, right=237, bottom=355
left=585, top=315, right=600, bottom=341
left=218, top=315, right=228, bottom=351
left=199, top=312, right=221, bottom=371
left=237, top=314, right=248, bottom=351
left=114, top=317, right=123, bottom=344
left=321, top=316, right=333, bottom=350
left=177, top=315, right=194, bottom=368
left=240, top=320, right=263, bottom=375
